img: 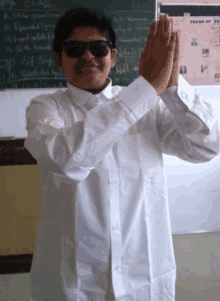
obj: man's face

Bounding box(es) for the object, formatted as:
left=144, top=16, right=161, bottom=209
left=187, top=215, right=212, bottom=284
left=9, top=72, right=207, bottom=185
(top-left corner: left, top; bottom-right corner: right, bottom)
left=53, top=27, right=118, bottom=93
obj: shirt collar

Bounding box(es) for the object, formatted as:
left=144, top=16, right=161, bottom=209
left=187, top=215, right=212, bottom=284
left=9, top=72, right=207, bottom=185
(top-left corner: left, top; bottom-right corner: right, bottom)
left=67, top=77, right=113, bottom=107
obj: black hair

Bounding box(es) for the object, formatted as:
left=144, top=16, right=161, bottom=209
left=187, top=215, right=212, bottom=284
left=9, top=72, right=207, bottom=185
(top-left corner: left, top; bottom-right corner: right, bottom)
left=53, top=5, right=117, bottom=59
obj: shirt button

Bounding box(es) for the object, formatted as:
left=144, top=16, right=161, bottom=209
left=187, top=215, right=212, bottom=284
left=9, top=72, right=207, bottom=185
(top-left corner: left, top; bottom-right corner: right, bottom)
left=115, top=265, right=119, bottom=271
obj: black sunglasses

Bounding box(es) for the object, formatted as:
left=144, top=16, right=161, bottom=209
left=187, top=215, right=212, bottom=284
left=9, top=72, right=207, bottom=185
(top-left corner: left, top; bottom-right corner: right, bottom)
left=62, top=40, right=112, bottom=58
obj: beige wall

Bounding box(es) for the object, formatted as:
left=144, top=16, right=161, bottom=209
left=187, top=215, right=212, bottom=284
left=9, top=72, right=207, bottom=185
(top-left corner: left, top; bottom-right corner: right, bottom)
left=173, top=232, right=220, bottom=301
left=0, top=165, right=41, bottom=255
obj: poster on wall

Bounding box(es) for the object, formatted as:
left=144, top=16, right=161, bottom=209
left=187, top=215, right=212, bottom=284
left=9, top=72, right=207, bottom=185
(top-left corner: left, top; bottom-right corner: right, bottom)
left=158, top=4, right=220, bottom=85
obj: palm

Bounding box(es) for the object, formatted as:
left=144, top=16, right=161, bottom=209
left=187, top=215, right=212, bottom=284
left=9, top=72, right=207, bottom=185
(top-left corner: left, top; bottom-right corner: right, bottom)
left=143, top=33, right=175, bottom=89
left=139, top=16, right=179, bottom=94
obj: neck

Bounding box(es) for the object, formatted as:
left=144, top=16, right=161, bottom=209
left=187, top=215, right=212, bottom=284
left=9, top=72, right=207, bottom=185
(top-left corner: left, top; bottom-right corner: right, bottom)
left=69, top=78, right=110, bottom=94
left=91, top=90, right=101, bottom=94
left=87, top=79, right=109, bottom=94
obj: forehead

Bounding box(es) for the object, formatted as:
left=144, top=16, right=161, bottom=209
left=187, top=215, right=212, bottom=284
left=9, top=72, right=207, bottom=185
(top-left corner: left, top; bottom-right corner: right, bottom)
left=68, top=27, right=108, bottom=41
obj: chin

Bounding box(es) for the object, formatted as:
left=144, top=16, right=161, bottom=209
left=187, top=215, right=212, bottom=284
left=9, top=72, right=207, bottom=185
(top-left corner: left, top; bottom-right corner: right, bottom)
left=71, top=76, right=106, bottom=88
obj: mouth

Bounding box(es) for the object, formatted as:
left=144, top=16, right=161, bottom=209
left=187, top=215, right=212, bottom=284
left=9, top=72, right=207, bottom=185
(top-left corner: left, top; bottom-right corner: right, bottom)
left=82, top=66, right=98, bottom=72
left=83, top=65, right=97, bottom=68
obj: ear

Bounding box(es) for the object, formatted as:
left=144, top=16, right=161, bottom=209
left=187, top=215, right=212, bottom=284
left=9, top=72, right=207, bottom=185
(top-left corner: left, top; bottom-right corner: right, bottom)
left=110, top=48, right=118, bottom=68
left=53, top=52, right=63, bottom=70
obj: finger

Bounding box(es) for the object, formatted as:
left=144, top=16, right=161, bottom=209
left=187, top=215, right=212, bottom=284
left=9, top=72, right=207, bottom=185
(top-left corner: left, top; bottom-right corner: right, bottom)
left=169, top=32, right=180, bottom=87
left=170, top=32, right=177, bottom=52
left=146, top=19, right=157, bottom=44
left=161, top=15, right=165, bottom=37
left=168, top=32, right=176, bottom=59
left=151, top=19, right=158, bottom=38
left=157, top=17, right=163, bottom=38
left=162, top=15, right=166, bottom=36
left=165, top=15, right=173, bottom=47
left=172, top=33, right=178, bottom=61
left=174, top=32, right=180, bottom=61
left=144, top=39, right=152, bottom=61
left=160, top=15, right=169, bottom=44
left=171, top=17, right=173, bottom=33
left=143, top=20, right=157, bottom=58
left=168, top=16, right=172, bottom=46
left=164, top=16, right=170, bottom=47
left=158, top=14, right=163, bottom=22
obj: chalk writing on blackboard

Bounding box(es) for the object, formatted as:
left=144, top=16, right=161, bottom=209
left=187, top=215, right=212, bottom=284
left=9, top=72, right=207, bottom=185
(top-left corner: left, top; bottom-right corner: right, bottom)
left=1, top=8, right=155, bottom=89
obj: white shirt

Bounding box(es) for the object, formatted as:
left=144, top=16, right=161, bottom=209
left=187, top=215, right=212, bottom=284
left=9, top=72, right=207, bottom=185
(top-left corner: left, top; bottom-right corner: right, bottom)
left=25, top=75, right=219, bottom=301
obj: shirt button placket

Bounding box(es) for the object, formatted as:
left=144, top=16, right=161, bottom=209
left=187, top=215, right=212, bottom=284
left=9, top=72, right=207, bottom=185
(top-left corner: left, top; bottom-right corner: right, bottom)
left=110, top=184, right=125, bottom=295
left=106, top=150, right=126, bottom=297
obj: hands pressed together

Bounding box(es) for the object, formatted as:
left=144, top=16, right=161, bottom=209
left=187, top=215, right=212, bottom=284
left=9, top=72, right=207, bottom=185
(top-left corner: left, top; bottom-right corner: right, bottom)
left=139, top=15, right=180, bottom=95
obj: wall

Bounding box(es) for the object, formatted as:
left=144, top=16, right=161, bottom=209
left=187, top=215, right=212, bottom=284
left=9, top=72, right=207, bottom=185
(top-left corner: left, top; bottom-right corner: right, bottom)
left=173, top=231, right=220, bottom=301
left=0, top=165, right=41, bottom=255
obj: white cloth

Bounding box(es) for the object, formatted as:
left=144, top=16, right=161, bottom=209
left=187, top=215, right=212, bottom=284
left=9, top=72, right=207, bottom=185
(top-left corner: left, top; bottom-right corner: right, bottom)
left=25, top=75, right=219, bottom=301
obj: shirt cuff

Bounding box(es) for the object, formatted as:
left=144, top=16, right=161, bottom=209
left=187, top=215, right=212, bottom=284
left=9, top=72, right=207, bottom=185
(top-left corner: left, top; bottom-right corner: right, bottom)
left=159, top=74, right=196, bottom=113
left=116, top=75, right=160, bottom=120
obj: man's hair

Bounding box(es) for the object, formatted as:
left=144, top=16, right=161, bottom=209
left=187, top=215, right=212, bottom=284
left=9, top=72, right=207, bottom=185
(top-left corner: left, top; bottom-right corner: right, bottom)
left=53, top=6, right=117, bottom=59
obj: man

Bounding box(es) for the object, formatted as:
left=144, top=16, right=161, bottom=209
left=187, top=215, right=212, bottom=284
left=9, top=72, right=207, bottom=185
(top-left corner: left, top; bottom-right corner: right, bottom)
left=25, top=6, right=219, bottom=301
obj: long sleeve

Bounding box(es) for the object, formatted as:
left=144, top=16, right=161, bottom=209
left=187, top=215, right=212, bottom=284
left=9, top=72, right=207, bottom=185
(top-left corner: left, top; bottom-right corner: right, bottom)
left=157, top=74, right=220, bottom=163
left=24, top=76, right=160, bottom=182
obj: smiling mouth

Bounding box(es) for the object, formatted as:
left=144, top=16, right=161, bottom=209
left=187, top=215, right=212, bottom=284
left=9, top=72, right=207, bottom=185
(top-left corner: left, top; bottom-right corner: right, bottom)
left=83, top=66, right=97, bottom=68
left=82, top=66, right=98, bottom=72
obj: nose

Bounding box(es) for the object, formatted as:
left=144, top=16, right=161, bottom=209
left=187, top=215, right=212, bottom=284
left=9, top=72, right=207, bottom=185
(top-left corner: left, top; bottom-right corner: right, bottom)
left=81, top=47, right=95, bottom=59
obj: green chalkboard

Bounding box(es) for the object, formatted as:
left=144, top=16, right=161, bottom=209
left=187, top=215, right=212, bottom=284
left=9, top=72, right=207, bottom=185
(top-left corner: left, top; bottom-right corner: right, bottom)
left=0, top=0, right=155, bottom=90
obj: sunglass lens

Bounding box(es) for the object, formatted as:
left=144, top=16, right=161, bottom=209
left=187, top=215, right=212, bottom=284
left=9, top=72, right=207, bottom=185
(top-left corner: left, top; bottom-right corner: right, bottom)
left=91, top=41, right=109, bottom=57
left=64, top=41, right=110, bottom=58
left=65, top=42, right=84, bottom=58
